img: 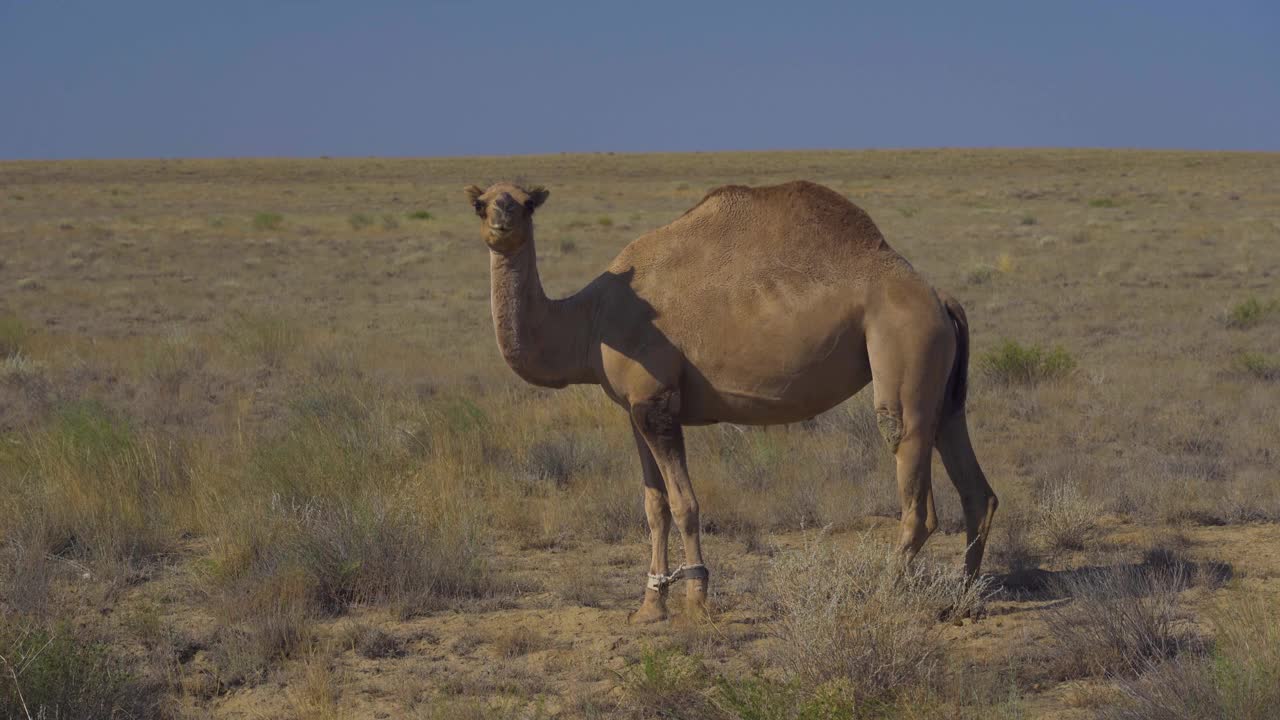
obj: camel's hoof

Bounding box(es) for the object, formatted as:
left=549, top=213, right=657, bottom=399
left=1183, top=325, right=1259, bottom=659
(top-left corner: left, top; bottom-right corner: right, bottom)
left=684, top=582, right=710, bottom=621
left=628, top=601, right=670, bottom=625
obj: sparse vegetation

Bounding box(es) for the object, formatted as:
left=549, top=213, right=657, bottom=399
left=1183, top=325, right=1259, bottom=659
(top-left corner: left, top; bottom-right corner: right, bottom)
left=252, top=211, right=284, bottom=230
left=766, top=537, right=988, bottom=702
left=223, top=310, right=300, bottom=369
left=1089, top=197, right=1119, bottom=208
left=1223, top=297, right=1277, bottom=328
left=1045, top=564, right=1191, bottom=679
left=0, top=314, right=28, bottom=358
left=1097, top=596, right=1279, bottom=719
left=979, top=340, right=1076, bottom=385
left=407, top=210, right=434, bottom=220
left=1238, top=351, right=1280, bottom=380
left=617, top=646, right=715, bottom=718
left=349, top=212, right=374, bottom=229
left=966, top=264, right=996, bottom=285
left=1038, top=482, right=1097, bottom=552
left=0, top=620, right=163, bottom=720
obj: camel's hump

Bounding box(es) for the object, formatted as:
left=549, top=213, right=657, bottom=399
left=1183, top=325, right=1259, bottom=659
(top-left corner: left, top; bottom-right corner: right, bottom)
left=663, top=180, right=887, bottom=250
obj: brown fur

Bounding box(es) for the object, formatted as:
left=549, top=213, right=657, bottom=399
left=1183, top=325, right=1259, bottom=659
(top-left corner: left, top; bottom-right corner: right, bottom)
left=466, top=179, right=998, bottom=621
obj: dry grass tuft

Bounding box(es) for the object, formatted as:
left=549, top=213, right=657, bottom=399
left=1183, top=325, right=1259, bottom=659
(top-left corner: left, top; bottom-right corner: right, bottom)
left=766, top=535, right=988, bottom=702
left=1098, top=596, right=1280, bottom=720
left=345, top=623, right=403, bottom=659
left=492, top=626, right=549, bottom=659
left=1044, top=564, right=1191, bottom=679
left=0, top=313, right=28, bottom=358
left=223, top=310, right=300, bottom=369
left=991, top=508, right=1039, bottom=573
left=1037, top=482, right=1098, bottom=552
left=1, top=400, right=192, bottom=564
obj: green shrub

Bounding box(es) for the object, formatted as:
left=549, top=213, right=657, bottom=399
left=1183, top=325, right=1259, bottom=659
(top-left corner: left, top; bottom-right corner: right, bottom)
left=349, top=212, right=374, bottom=229
left=714, top=677, right=856, bottom=720
left=979, top=340, right=1076, bottom=385
left=616, top=646, right=714, bottom=718
left=0, top=314, right=28, bottom=358
left=0, top=621, right=159, bottom=719
left=1089, top=197, right=1118, bottom=208
left=252, top=212, right=283, bottom=230
left=1019, top=214, right=1037, bottom=226
left=407, top=210, right=433, bottom=220
left=1238, top=352, right=1280, bottom=381
left=1224, top=297, right=1278, bottom=329
left=596, top=216, right=613, bottom=227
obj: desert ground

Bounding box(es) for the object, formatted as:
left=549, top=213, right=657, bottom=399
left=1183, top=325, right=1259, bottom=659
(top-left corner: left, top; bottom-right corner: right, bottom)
left=1, top=149, right=1278, bottom=719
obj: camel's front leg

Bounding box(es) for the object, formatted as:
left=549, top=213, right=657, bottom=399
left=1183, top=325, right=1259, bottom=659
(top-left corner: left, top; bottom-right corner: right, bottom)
left=631, top=389, right=708, bottom=619
left=629, top=423, right=672, bottom=624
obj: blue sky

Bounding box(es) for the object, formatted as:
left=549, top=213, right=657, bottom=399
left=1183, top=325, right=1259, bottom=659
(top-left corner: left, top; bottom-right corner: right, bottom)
left=1, top=1, right=1276, bottom=159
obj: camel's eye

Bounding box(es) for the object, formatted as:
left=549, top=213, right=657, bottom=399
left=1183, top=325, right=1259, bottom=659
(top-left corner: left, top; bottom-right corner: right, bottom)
left=473, top=200, right=486, bottom=217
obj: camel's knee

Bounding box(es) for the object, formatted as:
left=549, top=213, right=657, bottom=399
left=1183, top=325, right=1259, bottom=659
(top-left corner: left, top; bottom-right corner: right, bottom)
left=643, top=491, right=671, bottom=531
left=875, top=406, right=904, bottom=454
left=630, top=389, right=682, bottom=438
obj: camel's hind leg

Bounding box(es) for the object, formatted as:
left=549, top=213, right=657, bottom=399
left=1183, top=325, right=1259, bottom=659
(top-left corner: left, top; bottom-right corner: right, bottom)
left=868, top=336, right=949, bottom=562
left=936, top=410, right=998, bottom=579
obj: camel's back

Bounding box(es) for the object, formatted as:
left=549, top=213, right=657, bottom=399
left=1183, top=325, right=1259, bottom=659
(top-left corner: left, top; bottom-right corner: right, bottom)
left=608, top=181, right=915, bottom=323
left=601, top=181, right=929, bottom=419
left=610, top=181, right=898, bottom=284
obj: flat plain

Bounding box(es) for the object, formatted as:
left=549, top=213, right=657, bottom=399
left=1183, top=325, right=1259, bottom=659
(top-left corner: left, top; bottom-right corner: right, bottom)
left=2, top=149, right=1279, bottom=719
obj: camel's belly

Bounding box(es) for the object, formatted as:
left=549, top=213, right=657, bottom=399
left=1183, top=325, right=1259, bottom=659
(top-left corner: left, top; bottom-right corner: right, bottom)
left=678, top=328, right=873, bottom=425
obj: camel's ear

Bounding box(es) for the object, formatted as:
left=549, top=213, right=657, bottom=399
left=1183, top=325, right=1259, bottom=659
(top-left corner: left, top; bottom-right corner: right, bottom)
left=464, top=185, right=485, bottom=204
left=525, top=185, right=549, bottom=212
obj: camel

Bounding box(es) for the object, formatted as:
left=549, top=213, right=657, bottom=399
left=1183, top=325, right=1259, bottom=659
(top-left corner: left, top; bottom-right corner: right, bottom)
left=465, top=180, right=998, bottom=623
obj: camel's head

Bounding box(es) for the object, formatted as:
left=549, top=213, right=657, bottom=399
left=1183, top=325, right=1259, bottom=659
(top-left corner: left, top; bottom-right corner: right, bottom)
left=464, top=182, right=549, bottom=253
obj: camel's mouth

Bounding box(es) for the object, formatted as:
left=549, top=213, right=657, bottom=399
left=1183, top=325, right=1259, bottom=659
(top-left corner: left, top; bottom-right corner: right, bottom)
left=488, top=223, right=514, bottom=234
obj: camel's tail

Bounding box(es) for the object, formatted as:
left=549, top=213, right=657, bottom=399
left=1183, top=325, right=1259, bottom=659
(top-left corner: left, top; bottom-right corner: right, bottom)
left=939, top=291, right=969, bottom=419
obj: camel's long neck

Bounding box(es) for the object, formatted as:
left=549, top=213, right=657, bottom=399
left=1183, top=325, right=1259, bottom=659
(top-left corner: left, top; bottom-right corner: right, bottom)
left=489, top=238, right=595, bottom=388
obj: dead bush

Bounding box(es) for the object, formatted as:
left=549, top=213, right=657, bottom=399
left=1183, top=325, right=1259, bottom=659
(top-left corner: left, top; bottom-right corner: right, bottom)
left=1037, top=481, right=1097, bottom=552
left=345, top=624, right=403, bottom=659
left=766, top=535, right=988, bottom=701
left=1044, top=565, right=1191, bottom=679
left=1098, top=596, right=1280, bottom=720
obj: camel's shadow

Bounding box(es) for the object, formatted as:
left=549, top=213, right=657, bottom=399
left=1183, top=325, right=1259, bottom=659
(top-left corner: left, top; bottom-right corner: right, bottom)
left=989, top=549, right=1234, bottom=602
